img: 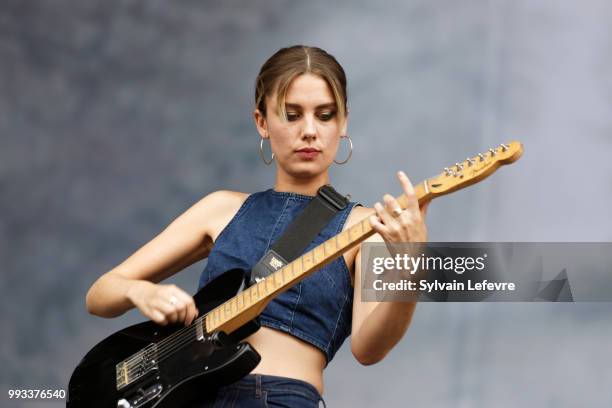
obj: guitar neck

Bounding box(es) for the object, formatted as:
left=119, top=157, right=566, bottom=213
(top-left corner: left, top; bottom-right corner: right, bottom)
left=200, top=140, right=524, bottom=335
left=203, top=182, right=431, bottom=335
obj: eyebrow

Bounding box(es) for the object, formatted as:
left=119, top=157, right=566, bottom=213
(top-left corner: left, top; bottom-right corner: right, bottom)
left=285, top=102, right=337, bottom=110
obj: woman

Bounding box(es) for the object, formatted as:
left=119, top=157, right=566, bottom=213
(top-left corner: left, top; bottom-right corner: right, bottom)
left=85, top=45, right=429, bottom=407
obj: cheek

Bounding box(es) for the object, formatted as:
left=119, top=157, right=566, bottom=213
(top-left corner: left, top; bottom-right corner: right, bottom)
left=269, top=125, right=297, bottom=152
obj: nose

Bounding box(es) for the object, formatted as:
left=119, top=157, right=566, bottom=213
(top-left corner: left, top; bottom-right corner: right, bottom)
left=302, top=114, right=317, bottom=140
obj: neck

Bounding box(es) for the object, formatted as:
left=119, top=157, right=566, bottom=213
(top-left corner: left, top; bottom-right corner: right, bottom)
left=274, top=169, right=331, bottom=196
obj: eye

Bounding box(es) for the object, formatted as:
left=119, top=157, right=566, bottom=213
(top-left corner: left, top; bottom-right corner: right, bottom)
left=286, top=111, right=300, bottom=121
left=318, top=111, right=336, bottom=121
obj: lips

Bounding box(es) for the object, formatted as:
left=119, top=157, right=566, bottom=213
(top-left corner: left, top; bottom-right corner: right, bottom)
left=295, top=147, right=320, bottom=159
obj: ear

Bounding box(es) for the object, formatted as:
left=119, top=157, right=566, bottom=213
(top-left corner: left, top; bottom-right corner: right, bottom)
left=340, top=107, right=349, bottom=135
left=253, top=109, right=268, bottom=139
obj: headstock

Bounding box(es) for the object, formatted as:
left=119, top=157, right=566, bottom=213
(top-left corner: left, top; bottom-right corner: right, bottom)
left=423, top=141, right=523, bottom=199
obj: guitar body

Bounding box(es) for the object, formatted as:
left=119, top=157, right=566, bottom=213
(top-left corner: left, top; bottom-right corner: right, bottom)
left=67, top=268, right=262, bottom=408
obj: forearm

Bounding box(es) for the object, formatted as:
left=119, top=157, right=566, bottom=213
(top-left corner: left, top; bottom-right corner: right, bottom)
left=85, top=274, right=149, bottom=318
left=353, top=300, right=417, bottom=365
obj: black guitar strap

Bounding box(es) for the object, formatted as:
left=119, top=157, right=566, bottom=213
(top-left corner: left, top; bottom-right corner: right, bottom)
left=249, top=184, right=350, bottom=286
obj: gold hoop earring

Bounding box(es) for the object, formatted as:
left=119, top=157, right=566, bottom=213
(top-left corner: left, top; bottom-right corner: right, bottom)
left=334, top=135, right=353, bottom=165
left=259, top=138, right=275, bottom=165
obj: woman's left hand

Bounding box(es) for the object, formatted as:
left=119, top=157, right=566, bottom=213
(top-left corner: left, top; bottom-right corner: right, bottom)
left=369, top=171, right=429, bottom=244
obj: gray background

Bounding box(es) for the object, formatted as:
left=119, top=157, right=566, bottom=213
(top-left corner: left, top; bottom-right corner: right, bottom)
left=1, top=0, right=611, bottom=407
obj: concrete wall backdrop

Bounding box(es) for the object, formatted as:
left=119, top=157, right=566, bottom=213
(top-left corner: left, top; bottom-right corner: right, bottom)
left=1, top=1, right=611, bottom=407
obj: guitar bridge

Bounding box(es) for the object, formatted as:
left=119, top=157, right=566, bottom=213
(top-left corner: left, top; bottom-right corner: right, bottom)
left=116, top=344, right=159, bottom=390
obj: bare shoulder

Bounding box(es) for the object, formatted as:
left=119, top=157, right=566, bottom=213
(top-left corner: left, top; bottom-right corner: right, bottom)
left=195, top=190, right=250, bottom=242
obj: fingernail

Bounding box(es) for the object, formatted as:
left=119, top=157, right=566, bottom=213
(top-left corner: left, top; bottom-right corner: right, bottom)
left=399, top=170, right=407, bottom=178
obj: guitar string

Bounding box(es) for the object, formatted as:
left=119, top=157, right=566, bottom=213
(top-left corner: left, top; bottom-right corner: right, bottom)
left=122, top=271, right=284, bottom=374
left=122, top=262, right=301, bottom=375
left=121, top=227, right=369, bottom=374
left=122, top=238, right=363, bottom=375
left=121, top=254, right=304, bottom=370
left=122, top=279, right=265, bottom=372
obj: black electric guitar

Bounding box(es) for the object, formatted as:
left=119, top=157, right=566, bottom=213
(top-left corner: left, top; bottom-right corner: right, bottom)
left=67, top=142, right=523, bottom=408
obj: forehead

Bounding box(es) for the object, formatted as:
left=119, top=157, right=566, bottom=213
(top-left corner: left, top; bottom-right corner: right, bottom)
left=283, top=73, right=335, bottom=105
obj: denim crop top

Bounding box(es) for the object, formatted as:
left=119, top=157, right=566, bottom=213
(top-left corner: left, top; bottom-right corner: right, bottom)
left=197, top=188, right=359, bottom=365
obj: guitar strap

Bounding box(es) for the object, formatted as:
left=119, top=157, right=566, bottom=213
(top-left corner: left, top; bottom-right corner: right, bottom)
left=248, top=184, right=351, bottom=286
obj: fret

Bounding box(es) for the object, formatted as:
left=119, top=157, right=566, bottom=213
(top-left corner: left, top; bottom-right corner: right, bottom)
left=361, top=218, right=373, bottom=233
left=350, top=222, right=362, bottom=241
left=236, top=293, right=244, bottom=311
left=274, top=270, right=284, bottom=287
left=265, top=275, right=274, bottom=293
left=314, top=245, right=325, bottom=263
left=254, top=283, right=261, bottom=300
left=293, top=259, right=303, bottom=276
left=204, top=315, right=211, bottom=332
left=230, top=298, right=237, bottom=314
left=209, top=315, right=215, bottom=332
left=283, top=265, right=292, bottom=282
left=325, top=238, right=336, bottom=255
left=302, top=250, right=314, bottom=271
left=337, top=230, right=349, bottom=248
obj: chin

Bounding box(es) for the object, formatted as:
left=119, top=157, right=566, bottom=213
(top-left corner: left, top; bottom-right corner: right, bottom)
left=288, top=163, right=328, bottom=179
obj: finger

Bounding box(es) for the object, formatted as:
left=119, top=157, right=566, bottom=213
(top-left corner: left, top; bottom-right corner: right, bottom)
left=369, top=214, right=389, bottom=236
left=158, top=301, right=179, bottom=324
left=383, top=194, right=403, bottom=218
left=184, top=306, right=195, bottom=326
left=420, top=201, right=430, bottom=218
left=151, top=309, right=168, bottom=326
left=187, top=304, right=199, bottom=325
left=175, top=301, right=187, bottom=326
left=175, top=291, right=197, bottom=325
left=398, top=171, right=420, bottom=217
left=374, top=200, right=395, bottom=227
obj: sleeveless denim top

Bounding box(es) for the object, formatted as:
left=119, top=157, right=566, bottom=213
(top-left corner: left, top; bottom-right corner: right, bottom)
left=197, top=188, right=359, bottom=365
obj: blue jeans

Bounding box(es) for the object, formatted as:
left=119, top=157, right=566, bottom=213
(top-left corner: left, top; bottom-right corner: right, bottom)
left=190, top=374, right=327, bottom=408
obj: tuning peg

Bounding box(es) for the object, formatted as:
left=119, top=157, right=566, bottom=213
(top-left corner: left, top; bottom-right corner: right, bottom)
left=500, top=143, right=509, bottom=152
left=489, top=148, right=496, bottom=157
left=466, top=157, right=475, bottom=166
left=478, top=153, right=485, bottom=161
left=444, top=167, right=452, bottom=176
left=455, top=162, right=463, bottom=171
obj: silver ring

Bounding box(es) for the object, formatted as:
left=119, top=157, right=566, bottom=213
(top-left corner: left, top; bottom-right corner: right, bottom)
left=169, top=295, right=178, bottom=306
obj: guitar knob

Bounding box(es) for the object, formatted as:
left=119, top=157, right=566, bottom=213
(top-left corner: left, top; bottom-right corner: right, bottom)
left=117, top=398, right=132, bottom=408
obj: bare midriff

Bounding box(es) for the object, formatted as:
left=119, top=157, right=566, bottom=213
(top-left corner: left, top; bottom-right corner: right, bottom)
left=245, top=327, right=327, bottom=396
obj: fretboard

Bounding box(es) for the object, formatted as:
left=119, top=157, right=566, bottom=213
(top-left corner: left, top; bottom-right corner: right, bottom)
left=202, top=182, right=429, bottom=335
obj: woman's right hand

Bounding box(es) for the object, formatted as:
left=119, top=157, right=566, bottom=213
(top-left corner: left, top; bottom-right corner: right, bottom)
left=126, top=281, right=199, bottom=326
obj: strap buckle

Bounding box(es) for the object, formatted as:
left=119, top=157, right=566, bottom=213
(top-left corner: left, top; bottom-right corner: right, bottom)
left=318, top=184, right=349, bottom=211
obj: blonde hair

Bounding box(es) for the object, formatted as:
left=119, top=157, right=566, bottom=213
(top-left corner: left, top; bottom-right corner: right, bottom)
left=255, top=45, right=347, bottom=123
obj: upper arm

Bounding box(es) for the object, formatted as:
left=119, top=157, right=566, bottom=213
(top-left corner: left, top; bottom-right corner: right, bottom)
left=107, top=190, right=244, bottom=283
left=351, top=231, right=384, bottom=345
